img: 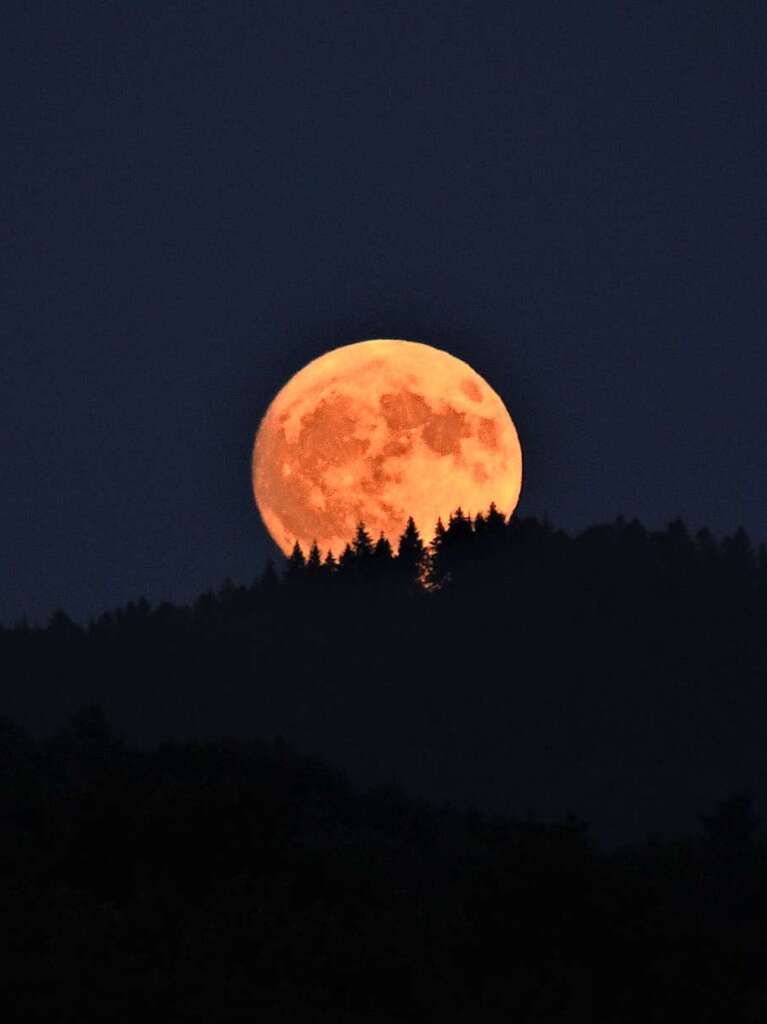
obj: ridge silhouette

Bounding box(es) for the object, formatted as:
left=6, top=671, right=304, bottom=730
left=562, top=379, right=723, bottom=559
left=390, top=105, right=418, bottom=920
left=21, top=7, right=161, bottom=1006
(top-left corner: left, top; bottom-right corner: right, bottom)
left=2, top=508, right=767, bottom=1019
left=0, top=705, right=764, bottom=1021
left=1, top=507, right=766, bottom=844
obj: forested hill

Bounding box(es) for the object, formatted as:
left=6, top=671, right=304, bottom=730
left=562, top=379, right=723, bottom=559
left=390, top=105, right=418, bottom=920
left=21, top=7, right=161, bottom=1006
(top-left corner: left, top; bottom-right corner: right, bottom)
left=2, top=710, right=766, bottom=1021
left=2, top=510, right=767, bottom=843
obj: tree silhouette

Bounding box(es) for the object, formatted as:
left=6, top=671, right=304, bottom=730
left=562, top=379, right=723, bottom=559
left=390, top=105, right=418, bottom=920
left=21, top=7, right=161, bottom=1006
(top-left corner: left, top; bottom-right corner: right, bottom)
left=352, top=521, right=374, bottom=560
left=430, top=507, right=474, bottom=586
left=305, top=540, right=323, bottom=579
left=396, top=516, right=427, bottom=590
left=429, top=516, right=449, bottom=587
left=0, top=702, right=765, bottom=1022
left=285, top=540, right=306, bottom=583
left=322, top=549, right=337, bottom=577
left=338, top=542, right=355, bottom=576
left=372, top=533, right=394, bottom=581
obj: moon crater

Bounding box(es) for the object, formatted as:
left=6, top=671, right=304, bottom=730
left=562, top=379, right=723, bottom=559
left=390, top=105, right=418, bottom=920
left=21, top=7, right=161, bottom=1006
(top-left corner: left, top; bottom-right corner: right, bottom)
left=253, top=339, right=522, bottom=556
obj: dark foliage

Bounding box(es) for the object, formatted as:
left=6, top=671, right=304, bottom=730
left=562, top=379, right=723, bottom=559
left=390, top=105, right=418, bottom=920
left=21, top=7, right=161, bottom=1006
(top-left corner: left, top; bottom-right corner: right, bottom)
left=2, top=510, right=767, bottom=1019
left=0, top=712, right=765, bottom=1022
left=3, top=510, right=767, bottom=840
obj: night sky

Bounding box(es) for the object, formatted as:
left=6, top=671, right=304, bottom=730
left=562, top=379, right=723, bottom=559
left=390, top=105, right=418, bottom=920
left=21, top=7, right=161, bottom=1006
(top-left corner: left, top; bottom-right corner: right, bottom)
left=2, top=1, right=765, bottom=624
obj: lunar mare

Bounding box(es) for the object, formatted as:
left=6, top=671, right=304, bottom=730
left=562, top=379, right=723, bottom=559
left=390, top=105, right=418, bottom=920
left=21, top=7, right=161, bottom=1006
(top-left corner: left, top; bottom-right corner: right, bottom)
left=252, top=339, right=522, bottom=556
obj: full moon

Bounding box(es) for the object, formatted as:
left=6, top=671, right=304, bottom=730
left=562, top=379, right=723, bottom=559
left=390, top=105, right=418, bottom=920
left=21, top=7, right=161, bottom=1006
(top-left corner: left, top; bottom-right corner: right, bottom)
left=252, top=339, right=522, bottom=557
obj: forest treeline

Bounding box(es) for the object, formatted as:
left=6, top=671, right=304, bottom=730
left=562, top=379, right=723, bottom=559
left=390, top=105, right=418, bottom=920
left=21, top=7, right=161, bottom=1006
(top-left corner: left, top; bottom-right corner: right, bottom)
left=3, top=509, right=767, bottom=1018
left=2, top=508, right=767, bottom=839
left=278, top=504, right=766, bottom=600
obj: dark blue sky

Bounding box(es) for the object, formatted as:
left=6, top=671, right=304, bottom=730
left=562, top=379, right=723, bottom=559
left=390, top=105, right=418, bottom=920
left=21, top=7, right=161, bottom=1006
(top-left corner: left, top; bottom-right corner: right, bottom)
left=2, top=1, right=765, bottom=623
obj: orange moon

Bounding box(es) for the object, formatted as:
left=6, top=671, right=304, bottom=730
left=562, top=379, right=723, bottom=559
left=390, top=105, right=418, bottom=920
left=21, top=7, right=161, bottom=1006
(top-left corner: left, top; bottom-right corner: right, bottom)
left=252, top=339, right=522, bottom=557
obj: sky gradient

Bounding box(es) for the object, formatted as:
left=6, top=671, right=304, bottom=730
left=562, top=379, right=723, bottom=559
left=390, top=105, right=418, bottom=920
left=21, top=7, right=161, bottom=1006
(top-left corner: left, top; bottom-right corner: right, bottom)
left=2, top=1, right=765, bottom=622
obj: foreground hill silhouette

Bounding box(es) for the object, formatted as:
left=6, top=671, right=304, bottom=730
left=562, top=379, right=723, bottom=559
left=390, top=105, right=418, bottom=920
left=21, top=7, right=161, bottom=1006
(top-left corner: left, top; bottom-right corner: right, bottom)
left=1, top=711, right=766, bottom=1021
left=3, top=511, right=767, bottom=1018
left=2, top=509, right=767, bottom=845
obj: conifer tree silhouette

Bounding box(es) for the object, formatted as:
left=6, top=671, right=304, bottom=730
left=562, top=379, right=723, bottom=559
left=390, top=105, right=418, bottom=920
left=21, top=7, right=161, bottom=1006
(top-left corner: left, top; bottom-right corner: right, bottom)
left=373, top=532, right=393, bottom=565
left=285, top=541, right=306, bottom=583
left=429, top=517, right=448, bottom=587
left=338, top=542, right=355, bottom=577
left=482, top=502, right=508, bottom=564
left=336, top=522, right=375, bottom=584
left=485, top=501, right=506, bottom=532
left=397, top=516, right=427, bottom=590
left=352, top=522, right=374, bottom=560
left=431, top=508, right=474, bottom=586
left=305, top=541, right=322, bottom=577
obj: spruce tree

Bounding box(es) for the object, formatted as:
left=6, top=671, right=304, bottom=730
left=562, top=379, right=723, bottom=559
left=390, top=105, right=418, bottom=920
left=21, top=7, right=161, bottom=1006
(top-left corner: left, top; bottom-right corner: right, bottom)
left=306, top=541, right=322, bottom=576
left=374, top=533, right=393, bottom=562
left=397, top=516, right=426, bottom=589
left=485, top=501, right=506, bottom=535
left=285, top=541, right=306, bottom=583
left=429, top=517, right=448, bottom=587
left=338, top=543, right=355, bottom=576
left=352, top=522, right=374, bottom=559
